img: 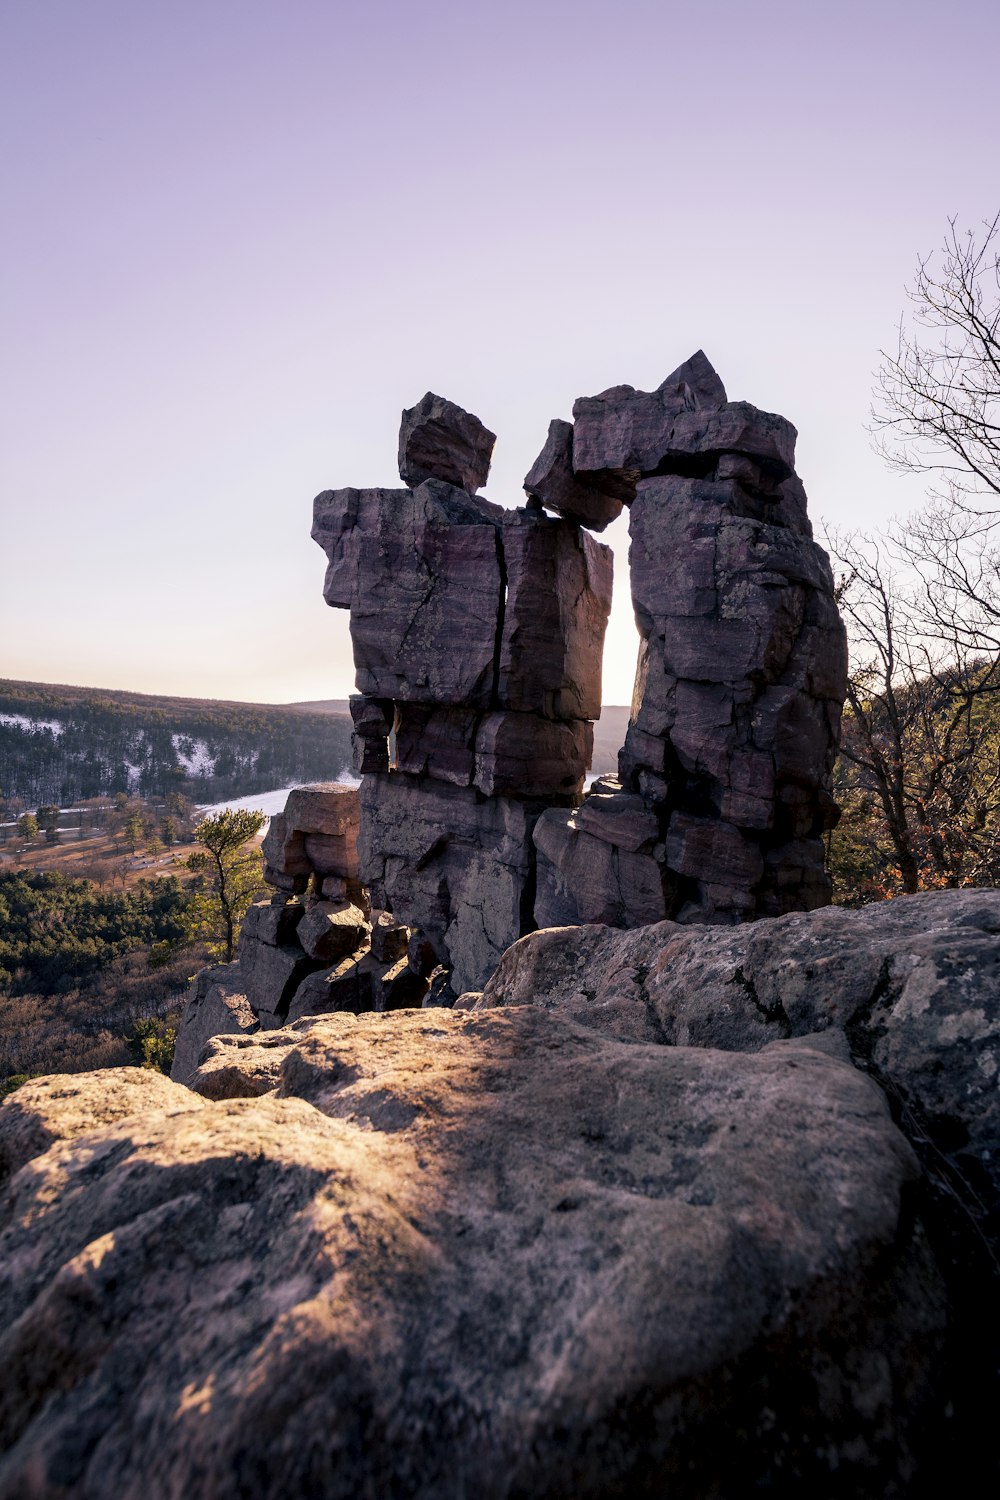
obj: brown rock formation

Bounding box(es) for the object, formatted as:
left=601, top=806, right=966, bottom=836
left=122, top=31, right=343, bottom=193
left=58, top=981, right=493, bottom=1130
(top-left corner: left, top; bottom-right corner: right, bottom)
left=312, top=394, right=613, bottom=993
left=398, top=390, right=496, bottom=492
left=530, top=353, right=847, bottom=928
left=285, top=360, right=844, bottom=1005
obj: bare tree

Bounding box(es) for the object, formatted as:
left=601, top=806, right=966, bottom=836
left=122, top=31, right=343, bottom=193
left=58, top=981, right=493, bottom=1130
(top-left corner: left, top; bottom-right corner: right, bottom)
left=828, top=531, right=1000, bottom=898
left=873, top=211, right=1000, bottom=513
left=825, top=213, right=1000, bottom=899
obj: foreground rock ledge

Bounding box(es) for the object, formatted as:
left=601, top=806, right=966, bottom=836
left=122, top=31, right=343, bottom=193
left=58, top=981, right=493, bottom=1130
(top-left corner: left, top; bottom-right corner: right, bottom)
left=0, top=1008, right=945, bottom=1498
left=470, top=887, right=1000, bottom=1251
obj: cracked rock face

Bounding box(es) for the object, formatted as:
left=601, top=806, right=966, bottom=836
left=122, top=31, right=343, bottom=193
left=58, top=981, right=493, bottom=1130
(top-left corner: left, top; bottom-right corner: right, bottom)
left=0, top=1008, right=948, bottom=1497
left=312, top=396, right=613, bottom=991
left=528, top=354, right=847, bottom=929
left=398, top=390, right=496, bottom=493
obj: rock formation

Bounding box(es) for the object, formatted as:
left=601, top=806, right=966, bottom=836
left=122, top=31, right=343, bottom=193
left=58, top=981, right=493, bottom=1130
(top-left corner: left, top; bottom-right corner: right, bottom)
left=172, top=781, right=451, bottom=1085
left=528, top=352, right=848, bottom=928
left=311, top=355, right=846, bottom=998
left=312, top=396, right=614, bottom=996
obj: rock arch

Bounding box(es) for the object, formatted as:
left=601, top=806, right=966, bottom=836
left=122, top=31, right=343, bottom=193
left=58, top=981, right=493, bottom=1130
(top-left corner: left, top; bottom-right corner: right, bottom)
left=311, top=357, right=847, bottom=996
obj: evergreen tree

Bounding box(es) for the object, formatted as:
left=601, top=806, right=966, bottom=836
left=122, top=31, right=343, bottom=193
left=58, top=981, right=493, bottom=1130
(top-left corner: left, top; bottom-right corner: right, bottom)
left=186, top=809, right=265, bottom=961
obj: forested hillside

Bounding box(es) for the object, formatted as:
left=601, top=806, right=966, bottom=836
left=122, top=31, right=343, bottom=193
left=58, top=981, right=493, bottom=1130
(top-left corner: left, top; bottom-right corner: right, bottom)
left=0, top=680, right=352, bottom=807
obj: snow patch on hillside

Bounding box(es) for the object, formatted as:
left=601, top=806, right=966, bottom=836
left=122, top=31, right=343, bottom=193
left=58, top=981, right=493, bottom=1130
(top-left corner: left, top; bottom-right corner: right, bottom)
left=0, top=713, right=63, bottom=737
left=171, top=734, right=215, bottom=776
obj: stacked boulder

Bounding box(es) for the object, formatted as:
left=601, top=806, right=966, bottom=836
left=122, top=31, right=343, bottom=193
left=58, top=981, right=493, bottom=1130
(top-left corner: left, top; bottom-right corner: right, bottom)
left=312, top=392, right=613, bottom=996
left=249, top=782, right=446, bottom=1024
left=172, top=782, right=446, bottom=1083
left=528, top=352, right=848, bottom=926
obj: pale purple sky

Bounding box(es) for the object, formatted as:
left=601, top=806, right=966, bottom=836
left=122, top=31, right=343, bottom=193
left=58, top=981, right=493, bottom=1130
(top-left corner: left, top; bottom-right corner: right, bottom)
left=2, top=0, right=997, bottom=706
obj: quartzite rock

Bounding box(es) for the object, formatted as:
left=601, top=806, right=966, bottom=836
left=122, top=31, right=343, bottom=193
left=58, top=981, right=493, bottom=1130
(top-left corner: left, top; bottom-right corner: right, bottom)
left=283, top=782, right=359, bottom=838
left=533, top=806, right=668, bottom=930
left=572, top=390, right=796, bottom=500
left=498, top=510, right=612, bottom=721
left=311, top=485, right=396, bottom=609
left=475, top=887, right=1000, bottom=1262
left=261, top=812, right=311, bottom=883
left=397, top=391, right=496, bottom=493
left=394, top=703, right=480, bottom=786
left=0, top=1068, right=204, bottom=1183
left=347, top=481, right=505, bottom=706
left=0, top=1007, right=948, bottom=1497
left=239, top=896, right=305, bottom=950
left=309, top=360, right=846, bottom=981
left=237, top=942, right=327, bottom=1029
left=359, top=772, right=545, bottom=996
left=170, top=967, right=259, bottom=1088
left=302, top=830, right=359, bottom=880
left=370, top=912, right=410, bottom=964
left=523, top=418, right=623, bottom=532
left=295, top=900, right=370, bottom=963
left=473, top=712, right=593, bottom=798
left=349, top=695, right=392, bottom=774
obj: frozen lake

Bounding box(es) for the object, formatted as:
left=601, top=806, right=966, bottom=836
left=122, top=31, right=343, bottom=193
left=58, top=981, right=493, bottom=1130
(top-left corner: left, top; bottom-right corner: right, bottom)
left=198, top=769, right=599, bottom=820
left=197, top=772, right=359, bottom=820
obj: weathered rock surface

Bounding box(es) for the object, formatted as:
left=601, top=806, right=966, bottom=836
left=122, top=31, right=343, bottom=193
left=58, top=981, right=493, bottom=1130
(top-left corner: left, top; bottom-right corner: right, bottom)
left=359, top=772, right=546, bottom=996
left=529, top=356, right=846, bottom=929
left=523, top=417, right=623, bottom=531
left=325, top=480, right=506, bottom=706
left=0, top=1007, right=949, bottom=1497
left=394, top=702, right=480, bottom=785
left=308, top=361, right=843, bottom=997
left=349, top=693, right=392, bottom=774
left=474, top=712, right=593, bottom=798
left=188, top=1028, right=308, bottom=1099
left=170, top=966, right=259, bottom=1087
left=533, top=804, right=667, bottom=929
left=261, top=786, right=361, bottom=889
left=296, top=900, right=370, bottom=962
left=498, top=510, right=612, bottom=721
left=0, top=1069, right=204, bottom=1182
left=398, top=391, right=496, bottom=493
left=239, top=895, right=305, bottom=948
left=474, top=888, right=1000, bottom=1256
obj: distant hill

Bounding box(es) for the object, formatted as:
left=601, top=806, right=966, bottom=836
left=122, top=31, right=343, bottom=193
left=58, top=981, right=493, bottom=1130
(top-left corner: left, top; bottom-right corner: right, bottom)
left=285, top=699, right=351, bottom=715
left=1, top=680, right=632, bottom=806
left=0, top=680, right=352, bottom=808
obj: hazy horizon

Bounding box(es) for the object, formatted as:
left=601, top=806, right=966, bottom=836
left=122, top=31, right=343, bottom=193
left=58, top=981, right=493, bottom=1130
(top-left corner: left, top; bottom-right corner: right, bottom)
left=3, top=0, right=998, bottom=705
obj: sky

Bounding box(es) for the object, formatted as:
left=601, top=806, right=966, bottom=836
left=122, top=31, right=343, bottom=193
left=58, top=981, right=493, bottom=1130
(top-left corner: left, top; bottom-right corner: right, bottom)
left=2, top=0, right=998, bottom=708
